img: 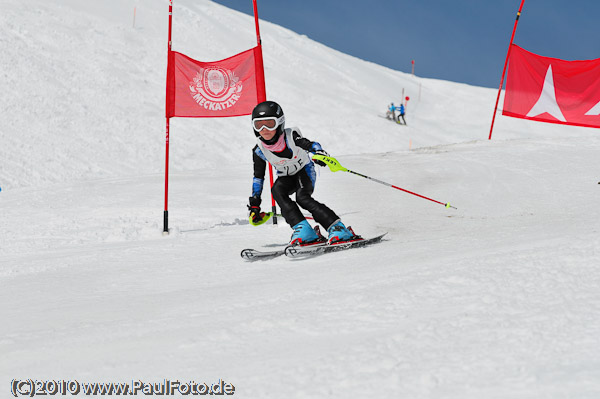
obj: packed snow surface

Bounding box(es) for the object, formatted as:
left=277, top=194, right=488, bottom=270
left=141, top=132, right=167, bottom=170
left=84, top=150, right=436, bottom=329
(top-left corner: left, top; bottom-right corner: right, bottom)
left=1, top=0, right=599, bottom=398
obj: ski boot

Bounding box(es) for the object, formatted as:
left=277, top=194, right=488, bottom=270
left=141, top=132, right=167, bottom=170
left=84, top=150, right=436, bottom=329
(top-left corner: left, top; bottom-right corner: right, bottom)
left=327, top=220, right=359, bottom=244
left=289, top=220, right=325, bottom=246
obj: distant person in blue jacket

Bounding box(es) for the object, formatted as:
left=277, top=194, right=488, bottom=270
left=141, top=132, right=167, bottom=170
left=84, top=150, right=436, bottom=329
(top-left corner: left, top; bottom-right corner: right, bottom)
left=397, top=103, right=406, bottom=125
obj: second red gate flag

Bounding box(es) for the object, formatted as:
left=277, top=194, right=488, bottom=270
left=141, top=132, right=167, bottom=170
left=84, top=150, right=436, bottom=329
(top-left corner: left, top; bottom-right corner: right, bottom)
left=166, top=46, right=266, bottom=118
left=503, top=44, right=600, bottom=129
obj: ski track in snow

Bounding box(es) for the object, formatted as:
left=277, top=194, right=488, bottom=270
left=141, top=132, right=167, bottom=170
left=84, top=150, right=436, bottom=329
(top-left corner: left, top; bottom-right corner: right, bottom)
left=1, top=1, right=600, bottom=398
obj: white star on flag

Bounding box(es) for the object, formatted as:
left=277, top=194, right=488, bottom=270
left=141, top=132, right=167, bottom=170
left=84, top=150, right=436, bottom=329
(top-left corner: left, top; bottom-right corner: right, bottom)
left=526, top=65, right=567, bottom=122
left=584, top=100, right=600, bottom=116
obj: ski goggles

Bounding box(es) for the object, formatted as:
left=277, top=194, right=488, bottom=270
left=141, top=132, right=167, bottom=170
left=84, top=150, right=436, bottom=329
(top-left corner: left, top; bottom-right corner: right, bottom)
left=252, top=116, right=285, bottom=131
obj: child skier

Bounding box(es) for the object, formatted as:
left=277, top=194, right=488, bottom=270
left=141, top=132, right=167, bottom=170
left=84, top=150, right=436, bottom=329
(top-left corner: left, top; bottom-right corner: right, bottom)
left=247, top=100, right=356, bottom=246
left=386, top=102, right=396, bottom=121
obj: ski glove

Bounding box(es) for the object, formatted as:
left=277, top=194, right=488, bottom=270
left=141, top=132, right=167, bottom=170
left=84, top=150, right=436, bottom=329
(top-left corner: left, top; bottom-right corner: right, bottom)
left=248, top=196, right=262, bottom=224
left=313, top=150, right=330, bottom=167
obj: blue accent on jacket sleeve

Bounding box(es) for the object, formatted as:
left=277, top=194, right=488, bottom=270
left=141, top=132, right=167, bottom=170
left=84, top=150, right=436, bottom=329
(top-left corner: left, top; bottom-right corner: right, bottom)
left=252, top=177, right=264, bottom=197
left=304, top=161, right=317, bottom=189
left=310, top=142, right=323, bottom=153
left=254, top=146, right=267, bottom=162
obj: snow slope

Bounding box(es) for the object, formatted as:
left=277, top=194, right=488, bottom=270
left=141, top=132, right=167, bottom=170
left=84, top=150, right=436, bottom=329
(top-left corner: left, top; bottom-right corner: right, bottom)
left=1, top=1, right=599, bottom=398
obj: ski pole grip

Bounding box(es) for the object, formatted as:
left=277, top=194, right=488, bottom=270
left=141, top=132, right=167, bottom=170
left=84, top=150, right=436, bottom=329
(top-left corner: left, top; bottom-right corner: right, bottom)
left=312, top=154, right=347, bottom=173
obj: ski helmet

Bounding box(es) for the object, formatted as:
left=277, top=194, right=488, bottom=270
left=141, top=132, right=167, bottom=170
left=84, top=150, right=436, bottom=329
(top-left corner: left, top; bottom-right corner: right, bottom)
left=251, top=101, right=285, bottom=143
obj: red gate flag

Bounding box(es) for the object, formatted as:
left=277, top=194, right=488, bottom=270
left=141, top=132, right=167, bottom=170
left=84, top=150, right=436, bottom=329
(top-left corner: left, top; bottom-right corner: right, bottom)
left=166, top=46, right=266, bottom=118
left=503, top=44, right=600, bottom=128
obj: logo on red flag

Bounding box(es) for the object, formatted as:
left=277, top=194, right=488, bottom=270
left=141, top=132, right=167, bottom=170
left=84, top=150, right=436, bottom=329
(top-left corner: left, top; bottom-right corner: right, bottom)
left=166, top=46, right=265, bottom=118
left=189, top=67, right=243, bottom=110
left=503, top=44, right=600, bottom=128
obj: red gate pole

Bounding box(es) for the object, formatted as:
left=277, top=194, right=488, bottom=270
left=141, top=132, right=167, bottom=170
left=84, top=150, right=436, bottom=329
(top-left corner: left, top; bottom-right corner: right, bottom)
left=163, top=0, right=174, bottom=234
left=489, top=0, right=526, bottom=140
left=252, top=0, right=278, bottom=224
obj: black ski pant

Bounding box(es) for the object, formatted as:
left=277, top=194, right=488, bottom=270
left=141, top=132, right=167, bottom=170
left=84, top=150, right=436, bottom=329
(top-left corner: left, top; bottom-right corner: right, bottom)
left=272, top=168, right=339, bottom=230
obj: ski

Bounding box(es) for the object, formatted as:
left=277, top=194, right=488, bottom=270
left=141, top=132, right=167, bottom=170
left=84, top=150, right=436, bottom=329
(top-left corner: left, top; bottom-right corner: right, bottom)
left=240, top=248, right=285, bottom=261
left=284, top=233, right=387, bottom=258
left=241, top=239, right=326, bottom=261
left=241, top=234, right=386, bottom=261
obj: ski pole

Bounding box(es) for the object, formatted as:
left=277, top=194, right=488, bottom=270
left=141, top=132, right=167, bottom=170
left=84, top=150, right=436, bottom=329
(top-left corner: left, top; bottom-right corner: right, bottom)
left=312, top=154, right=457, bottom=210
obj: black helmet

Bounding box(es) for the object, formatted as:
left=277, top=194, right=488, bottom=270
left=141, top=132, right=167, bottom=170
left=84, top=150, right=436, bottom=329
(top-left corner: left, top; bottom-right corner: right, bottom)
left=251, top=101, right=285, bottom=143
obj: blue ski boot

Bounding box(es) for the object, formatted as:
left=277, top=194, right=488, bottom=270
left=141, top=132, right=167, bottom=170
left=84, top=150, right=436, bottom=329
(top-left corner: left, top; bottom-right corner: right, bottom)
left=289, top=220, right=322, bottom=246
left=327, top=220, right=356, bottom=244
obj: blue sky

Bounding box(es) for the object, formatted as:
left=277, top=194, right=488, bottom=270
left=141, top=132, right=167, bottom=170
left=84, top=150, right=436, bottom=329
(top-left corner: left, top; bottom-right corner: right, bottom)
left=212, top=0, right=600, bottom=88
